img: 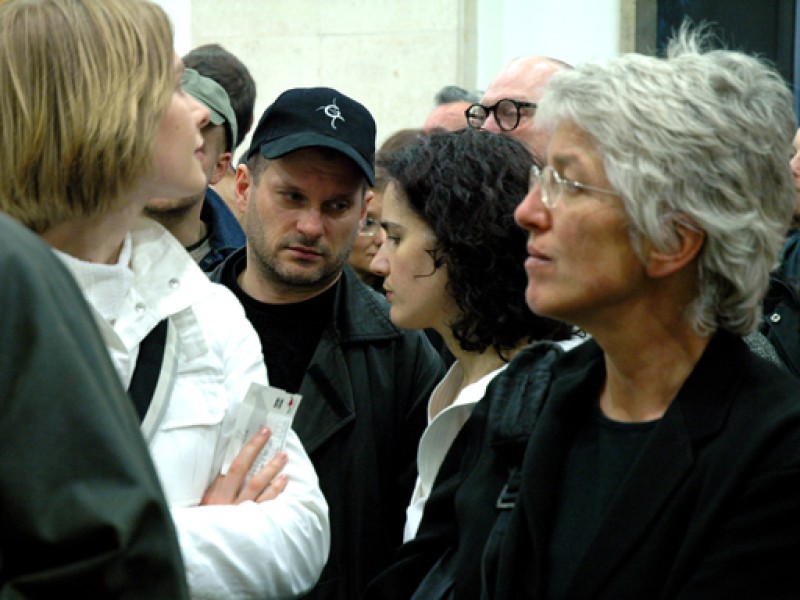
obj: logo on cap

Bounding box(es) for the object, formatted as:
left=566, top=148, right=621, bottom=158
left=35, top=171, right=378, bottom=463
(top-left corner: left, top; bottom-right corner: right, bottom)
left=316, top=98, right=345, bottom=130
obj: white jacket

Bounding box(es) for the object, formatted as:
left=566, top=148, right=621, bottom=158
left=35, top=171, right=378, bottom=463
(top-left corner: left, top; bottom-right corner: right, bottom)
left=57, top=218, right=329, bottom=599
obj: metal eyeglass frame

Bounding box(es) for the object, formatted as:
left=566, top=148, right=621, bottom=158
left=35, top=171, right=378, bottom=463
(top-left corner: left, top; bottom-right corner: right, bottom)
left=358, top=216, right=382, bottom=237
left=530, top=164, right=621, bottom=208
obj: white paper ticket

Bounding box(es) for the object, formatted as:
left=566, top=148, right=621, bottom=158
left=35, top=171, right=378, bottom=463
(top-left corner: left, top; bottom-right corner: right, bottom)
left=221, top=382, right=302, bottom=480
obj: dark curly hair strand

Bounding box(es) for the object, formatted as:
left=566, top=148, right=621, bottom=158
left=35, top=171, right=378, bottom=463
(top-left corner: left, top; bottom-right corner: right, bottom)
left=379, top=128, right=574, bottom=356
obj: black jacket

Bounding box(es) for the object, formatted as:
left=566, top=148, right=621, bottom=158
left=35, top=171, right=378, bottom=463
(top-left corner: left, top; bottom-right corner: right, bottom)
left=761, top=229, right=800, bottom=377
left=487, top=334, right=800, bottom=599
left=365, top=341, right=564, bottom=599
left=0, top=214, right=188, bottom=598
left=212, top=251, right=446, bottom=599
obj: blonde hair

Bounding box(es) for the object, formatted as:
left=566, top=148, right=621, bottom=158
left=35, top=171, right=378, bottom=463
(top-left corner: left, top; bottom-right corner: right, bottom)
left=0, top=0, right=175, bottom=232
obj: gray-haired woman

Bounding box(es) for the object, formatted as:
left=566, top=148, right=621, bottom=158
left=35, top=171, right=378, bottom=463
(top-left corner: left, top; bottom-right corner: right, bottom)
left=487, top=26, right=800, bottom=598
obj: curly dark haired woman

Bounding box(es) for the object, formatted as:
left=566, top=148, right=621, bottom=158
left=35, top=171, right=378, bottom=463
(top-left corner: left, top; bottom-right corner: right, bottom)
left=370, top=128, right=576, bottom=539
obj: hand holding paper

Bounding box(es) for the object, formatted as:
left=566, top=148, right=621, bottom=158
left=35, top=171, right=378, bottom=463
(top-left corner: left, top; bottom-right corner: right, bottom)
left=201, top=383, right=303, bottom=505
left=221, top=382, right=303, bottom=479
left=201, top=428, right=289, bottom=505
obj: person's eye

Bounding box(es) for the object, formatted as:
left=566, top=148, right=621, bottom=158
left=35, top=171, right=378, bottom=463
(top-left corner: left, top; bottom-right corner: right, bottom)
left=279, top=191, right=304, bottom=204
left=498, top=107, right=516, bottom=119
left=552, top=171, right=580, bottom=196
left=562, top=180, right=582, bottom=195
left=325, top=200, right=351, bottom=215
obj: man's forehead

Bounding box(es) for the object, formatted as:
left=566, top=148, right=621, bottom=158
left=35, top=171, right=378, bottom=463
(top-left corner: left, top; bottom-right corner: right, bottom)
left=268, top=148, right=366, bottom=188
left=482, top=57, right=562, bottom=104
left=481, top=81, right=532, bottom=105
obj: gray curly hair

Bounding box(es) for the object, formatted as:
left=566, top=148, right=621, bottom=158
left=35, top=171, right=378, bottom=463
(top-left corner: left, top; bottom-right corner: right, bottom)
left=536, top=25, right=797, bottom=336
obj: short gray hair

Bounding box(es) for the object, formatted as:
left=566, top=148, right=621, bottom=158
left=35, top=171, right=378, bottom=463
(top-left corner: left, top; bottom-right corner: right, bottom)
left=434, top=85, right=480, bottom=105
left=536, top=25, right=796, bottom=336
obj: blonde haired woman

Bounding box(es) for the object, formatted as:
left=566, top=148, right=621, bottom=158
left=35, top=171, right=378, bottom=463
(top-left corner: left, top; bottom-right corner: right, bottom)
left=0, top=1, right=328, bottom=597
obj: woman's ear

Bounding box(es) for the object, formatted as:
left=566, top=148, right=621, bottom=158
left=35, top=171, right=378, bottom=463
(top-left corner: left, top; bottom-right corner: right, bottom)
left=646, top=217, right=705, bottom=279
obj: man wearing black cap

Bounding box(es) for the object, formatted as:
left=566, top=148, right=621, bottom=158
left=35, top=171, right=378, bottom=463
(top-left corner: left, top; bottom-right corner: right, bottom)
left=211, top=88, right=445, bottom=599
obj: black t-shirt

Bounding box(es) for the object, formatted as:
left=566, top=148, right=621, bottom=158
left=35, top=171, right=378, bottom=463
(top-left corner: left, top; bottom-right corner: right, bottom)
left=220, top=252, right=337, bottom=392
left=545, top=404, right=657, bottom=599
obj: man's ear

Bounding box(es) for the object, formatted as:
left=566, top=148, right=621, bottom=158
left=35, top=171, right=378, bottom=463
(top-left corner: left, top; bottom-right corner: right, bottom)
left=646, top=217, right=705, bottom=279
left=234, top=164, right=253, bottom=214
left=209, top=152, right=232, bottom=186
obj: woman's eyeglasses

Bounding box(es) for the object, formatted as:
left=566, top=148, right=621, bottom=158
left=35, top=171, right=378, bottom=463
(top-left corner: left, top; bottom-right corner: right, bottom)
left=358, top=216, right=382, bottom=237
left=529, top=164, right=620, bottom=208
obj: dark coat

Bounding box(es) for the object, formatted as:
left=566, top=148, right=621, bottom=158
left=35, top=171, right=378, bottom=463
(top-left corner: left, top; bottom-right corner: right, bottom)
left=487, top=333, right=800, bottom=599
left=761, top=228, right=800, bottom=378
left=0, top=214, right=188, bottom=598
left=365, top=342, right=565, bottom=600
left=212, top=254, right=446, bottom=599
left=197, top=187, right=245, bottom=272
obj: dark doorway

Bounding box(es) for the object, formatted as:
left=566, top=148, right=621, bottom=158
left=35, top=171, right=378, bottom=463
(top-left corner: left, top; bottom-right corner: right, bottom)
left=656, top=0, right=794, bottom=81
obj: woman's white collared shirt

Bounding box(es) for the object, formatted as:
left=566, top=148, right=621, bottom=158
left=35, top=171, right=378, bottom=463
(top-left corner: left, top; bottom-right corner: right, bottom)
left=404, top=360, right=508, bottom=541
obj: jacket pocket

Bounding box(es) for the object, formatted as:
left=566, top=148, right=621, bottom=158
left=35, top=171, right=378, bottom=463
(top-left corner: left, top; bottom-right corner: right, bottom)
left=148, top=372, right=229, bottom=507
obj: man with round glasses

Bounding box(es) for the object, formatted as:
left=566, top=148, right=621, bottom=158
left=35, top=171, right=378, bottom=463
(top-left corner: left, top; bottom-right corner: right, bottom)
left=467, top=56, right=570, bottom=161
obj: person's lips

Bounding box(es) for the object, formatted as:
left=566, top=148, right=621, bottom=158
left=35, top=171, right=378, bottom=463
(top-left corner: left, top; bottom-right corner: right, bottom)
left=287, top=245, right=323, bottom=261
left=524, top=243, right=553, bottom=271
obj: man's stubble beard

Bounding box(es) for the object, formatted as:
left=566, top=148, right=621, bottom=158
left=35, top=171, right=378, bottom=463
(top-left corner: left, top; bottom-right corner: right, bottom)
left=241, top=183, right=362, bottom=295
left=250, top=229, right=358, bottom=296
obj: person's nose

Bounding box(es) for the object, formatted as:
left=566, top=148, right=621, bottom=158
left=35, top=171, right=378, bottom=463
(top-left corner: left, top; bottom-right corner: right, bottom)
left=370, top=242, right=390, bottom=277
left=791, top=150, right=800, bottom=179
left=514, top=182, right=550, bottom=232
left=296, top=209, right=324, bottom=239
left=481, top=112, right=502, bottom=134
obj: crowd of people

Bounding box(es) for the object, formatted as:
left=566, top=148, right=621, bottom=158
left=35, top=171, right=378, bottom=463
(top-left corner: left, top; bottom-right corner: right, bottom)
left=1, top=1, right=800, bottom=598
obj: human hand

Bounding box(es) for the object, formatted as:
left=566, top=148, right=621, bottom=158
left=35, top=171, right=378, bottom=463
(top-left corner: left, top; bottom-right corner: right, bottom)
left=201, top=427, right=289, bottom=505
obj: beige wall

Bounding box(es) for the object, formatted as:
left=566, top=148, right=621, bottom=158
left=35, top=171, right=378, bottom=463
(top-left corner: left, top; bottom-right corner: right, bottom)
left=190, top=0, right=478, bottom=157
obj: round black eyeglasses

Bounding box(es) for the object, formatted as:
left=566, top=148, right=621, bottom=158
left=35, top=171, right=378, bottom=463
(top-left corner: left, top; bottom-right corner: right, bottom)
left=465, top=98, right=537, bottom=132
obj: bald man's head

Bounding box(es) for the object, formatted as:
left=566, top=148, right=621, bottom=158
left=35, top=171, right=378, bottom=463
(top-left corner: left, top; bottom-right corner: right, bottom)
left=479, top=56, right=569, bottom=160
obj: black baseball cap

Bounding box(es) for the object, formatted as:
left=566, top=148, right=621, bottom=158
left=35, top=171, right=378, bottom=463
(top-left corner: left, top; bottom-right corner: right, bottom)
left=243, top=87, right=376, bottom=185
